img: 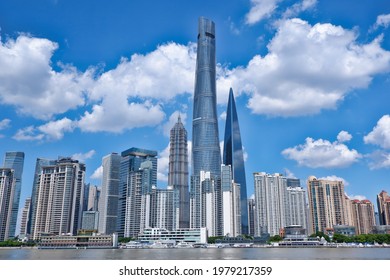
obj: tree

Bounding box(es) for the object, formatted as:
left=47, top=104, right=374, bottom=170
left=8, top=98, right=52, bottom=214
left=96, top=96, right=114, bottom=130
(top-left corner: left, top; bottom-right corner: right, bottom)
left=268, top=235, right=282, bottom=242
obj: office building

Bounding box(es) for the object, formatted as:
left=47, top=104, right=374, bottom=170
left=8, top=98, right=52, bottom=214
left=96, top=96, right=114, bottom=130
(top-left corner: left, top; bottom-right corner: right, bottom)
left=168, top=115, right=189, bottom=229
left=307, top=176, right=349, bottom=233
left=86, top=184, right=100, bottom=211
left=377, top=190, right=390, bottom=225
left=117, top=147, right=158, bottom=237
left=191, top=17, right=221, bottom=177
left=82, top=211, right=99, bottom=231
left=31, top=157, right=85, bottom=240
left=98, top=153, right=121, bottom=235
left=0, top=168, right=15, bottom=241
left=3, top=151, right=24, bottom=238
left=223, top=88, right=248, bottom=234
left=253, top=173, right=287, bottom=236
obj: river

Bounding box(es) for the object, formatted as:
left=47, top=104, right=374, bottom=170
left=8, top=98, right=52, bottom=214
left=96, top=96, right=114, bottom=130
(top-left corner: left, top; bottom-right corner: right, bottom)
left=1, top=247, right=390, bottom=260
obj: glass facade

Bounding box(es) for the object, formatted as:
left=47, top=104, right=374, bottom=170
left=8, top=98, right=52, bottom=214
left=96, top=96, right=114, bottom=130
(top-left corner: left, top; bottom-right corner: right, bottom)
left=3, top=151, right=24, bottom=239
left=192, top=17, right=221, bottom=177
left=222, top=89, right=249, bottom=234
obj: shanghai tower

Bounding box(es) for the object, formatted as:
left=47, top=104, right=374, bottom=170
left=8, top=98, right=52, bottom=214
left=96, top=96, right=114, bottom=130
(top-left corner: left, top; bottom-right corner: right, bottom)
left=223, top=88, right=249, bottom=235
left=192, top=17, right=221, bottom=177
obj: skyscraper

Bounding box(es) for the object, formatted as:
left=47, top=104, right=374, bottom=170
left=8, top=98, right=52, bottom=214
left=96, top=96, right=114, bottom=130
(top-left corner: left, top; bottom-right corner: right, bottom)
left=192, top=17, right=221, bottom=177
left=377, top=190, right=390, bottom=225
left=223, top=88, right=248, bottom=234
left=350, top=199, right=376, bottom=234
left=3, top=151, right=24, bottom=238
left=30, top=157, right=85, bottom=240
left=117, top=147, right=158, bottom=237
left=168, top=115, right=189, bottom=228
left=0, top=168, right=15, bottom=241
left=307, top=176, right=349, bottom=233
left=253, top=172, right=287, bottom=236
left=98, top=153, right=121, bottom=235
left=19, top=197, right=31, bottom=238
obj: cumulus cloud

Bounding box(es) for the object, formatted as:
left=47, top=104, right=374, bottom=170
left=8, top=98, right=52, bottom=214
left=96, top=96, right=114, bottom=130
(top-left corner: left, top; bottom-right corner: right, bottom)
left=284, top=168, right=296, bottom=179
left=157, top=144, right=170, bottom=182
left=12, top=118, right=74, bottom=141
left=318, top=175, right=349, bottom=186
left=364, top=115, right=390, bottom=149
left=0, top=119, right=10, bottom=130
left=337, top=130, right=352, bottom=143
left=282, top=132, right=362, bottom=168
left=0, top=34, right=92, bottom=120
left=221, top=18, right=390, bottom=116
left=90, top=165, right=103, bottom=180
left=374, top=14, right=390, bottom=29
left=347, top=194, right=367, bottom=201
left=71, top=150, right=96, bottom=162
left=245, top=0, right=282, bottom=25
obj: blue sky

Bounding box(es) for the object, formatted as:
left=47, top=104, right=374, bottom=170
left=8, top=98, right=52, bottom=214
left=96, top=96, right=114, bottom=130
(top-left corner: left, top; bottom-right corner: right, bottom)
left=1, top=0, right=390, bottom=224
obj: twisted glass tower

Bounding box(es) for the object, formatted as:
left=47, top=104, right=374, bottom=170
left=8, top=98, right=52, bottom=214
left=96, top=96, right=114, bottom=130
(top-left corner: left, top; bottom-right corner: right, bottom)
left=192, top=17, right=221, bottom=177
left=223, top=88, right=248, bottom=234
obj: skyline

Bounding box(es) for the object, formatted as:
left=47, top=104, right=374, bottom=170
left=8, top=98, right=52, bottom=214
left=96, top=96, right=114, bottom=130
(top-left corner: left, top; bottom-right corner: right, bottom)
left=1, top=0, right=390, bottom=230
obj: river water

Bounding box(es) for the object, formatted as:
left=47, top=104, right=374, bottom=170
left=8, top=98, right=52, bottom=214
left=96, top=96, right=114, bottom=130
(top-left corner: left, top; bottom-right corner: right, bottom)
left=1, top=247, right=390, bottom=260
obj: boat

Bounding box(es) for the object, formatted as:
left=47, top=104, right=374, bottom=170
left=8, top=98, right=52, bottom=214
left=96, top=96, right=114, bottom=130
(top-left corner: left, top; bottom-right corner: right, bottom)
left=174, top=241, right=193, bottom=248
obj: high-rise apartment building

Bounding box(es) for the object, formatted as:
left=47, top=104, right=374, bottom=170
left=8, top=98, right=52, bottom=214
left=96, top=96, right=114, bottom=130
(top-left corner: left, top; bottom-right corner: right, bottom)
left=168, top=116, right=189, bottom=229
left=247, top=197, right=256, bottom=236
left=149, top=186, right=175, bottom=231
left=0, top=168, right=15, bottom=241
left=253, top=173, right=287, bottom=236
left=223, top=88, right=248, bottom=234
left=31, top=157, right=85, bottom=240
left=98, top=153, right=121, bottom=235
left=377, top=190, right=390, bottom=225
left=19, top=197, right=31, bottom=238
left=3, top=151, right=24, bottom=238
left=307, top=176, right=349, bottom=233
left=221, top=164, right=241, bottom=237
left=285, top=186, right=308, bottom=232
left=351, top=199, right=376, bottom=234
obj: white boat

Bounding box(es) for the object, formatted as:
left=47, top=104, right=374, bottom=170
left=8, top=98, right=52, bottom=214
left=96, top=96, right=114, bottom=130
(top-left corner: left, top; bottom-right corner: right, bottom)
left=175, top=242, right=193, bottom=248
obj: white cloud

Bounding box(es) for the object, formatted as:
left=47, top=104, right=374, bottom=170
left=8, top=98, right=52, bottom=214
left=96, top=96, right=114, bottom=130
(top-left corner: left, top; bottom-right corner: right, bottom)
left=337, top=130, right=352, bottom=143
left=245, top=0, right=282, bottom=25
left=77, top=98, right=165, bottom=133
left=90, top=165, right=103, bottom=180
left=38, top=117, right=75, bottom=140
left=282, top=133, right=362, bottom=168
left=283, top=0, right=317, bottom=19
left=318, top=175, right=349, bottom=186
left=364, top=115, right=390, bottom=149
left=12, top=117, right=74, bottom=141
left=366, top=150, right=390, bottom=170
left=219, top=111, right=227, bottom=121
left=161, top=111, right=187, bottom=137
left=374, top=14, right=390, bottom=29
left=0, top=35, right=93, bottom=120
left=71, top=150, right=96, bottom=162
left=347, top=194, right=367, bottom=201
left=221, top=18, right=390, bottom=117
left=13, top=126, right=44, bottom=141
left=89, top=42, right=196, bottom=102
left=0, top=119, right=10, bottom=130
